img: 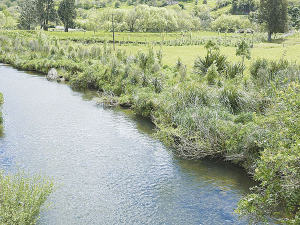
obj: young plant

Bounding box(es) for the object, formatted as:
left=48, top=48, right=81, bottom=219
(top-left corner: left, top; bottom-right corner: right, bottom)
left=236, top=39, right=251, bottom=76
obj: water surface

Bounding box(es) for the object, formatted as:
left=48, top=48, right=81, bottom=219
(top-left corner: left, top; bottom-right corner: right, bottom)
left=0, top=64, right=254, bottom=224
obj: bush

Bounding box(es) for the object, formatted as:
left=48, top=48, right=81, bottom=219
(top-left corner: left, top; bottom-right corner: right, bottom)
left=0, top=170, right=55, bottom=225
left=194, top=51, right=227, bottom=75
left=219, top=81, right=257, bottom=113
left=225, top=62, right=244, bottom=79
left=236, top=82, right=300, bottom=223
left=212, top=15, right=251, bottom=32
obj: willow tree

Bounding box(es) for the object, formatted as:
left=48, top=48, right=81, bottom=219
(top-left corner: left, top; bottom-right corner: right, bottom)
left=260, top=0, right=288, bottom=42
left=58, top=0, right=76, bottom=32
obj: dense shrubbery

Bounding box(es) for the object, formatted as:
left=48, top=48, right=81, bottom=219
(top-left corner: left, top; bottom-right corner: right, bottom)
left=211, top=14, right=252, bottom=32
left=1, top=30, right=300, bottom=223
left=237, top=83, right=300, bottom=224
left=75, top=4, right=254, bottom=33
left=0, top=170, right=55, bottom=224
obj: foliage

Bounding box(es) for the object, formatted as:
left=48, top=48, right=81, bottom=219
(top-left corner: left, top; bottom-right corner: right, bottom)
left=230, top=0, right=259, bottom=15
left=1, top=30, right=300, bottom=223
left=194, top=41, right=227, bottom=75
left=211, top=14, right=252, bottom=32
left=18, top=0, right=36, bottom=30
left=250, top=58, right=290, bottom=88
left=0, top=92, right=3, bottom=104
left=236, top=82, right=300, bottom=224
left=0, top=11, right=18, bottom=29
left=259, top=0, right=288, bottom=42
left=35, top=0, right=57, bottom=31
left=58, top=0, right=77, bottom=32
left=225, top=62, right=244, bottom=78
left=288, top=2, right=300, bottom=30
left=236, top=39, right=251, bottom=75
left=0, top=170, right=56, bottom=224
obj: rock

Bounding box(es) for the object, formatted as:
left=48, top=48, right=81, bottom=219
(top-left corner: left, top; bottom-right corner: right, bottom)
left=47, top=68, right=58, bottom=80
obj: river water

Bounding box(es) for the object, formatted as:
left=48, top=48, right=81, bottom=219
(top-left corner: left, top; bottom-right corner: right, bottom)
left=0, top=64, right=255, bottom=224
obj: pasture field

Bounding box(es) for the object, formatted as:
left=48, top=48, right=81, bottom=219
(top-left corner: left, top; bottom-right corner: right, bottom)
left=45, top=30, right=300, bottom=71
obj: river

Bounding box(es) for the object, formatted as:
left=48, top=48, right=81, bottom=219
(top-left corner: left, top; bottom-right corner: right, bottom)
left=0, top=64, right=255, bottom=224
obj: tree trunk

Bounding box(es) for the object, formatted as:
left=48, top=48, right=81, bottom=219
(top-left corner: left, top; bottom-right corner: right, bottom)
left=64, top=21, right=68, bottom=32
left=268, top=31, right=272, bottom=42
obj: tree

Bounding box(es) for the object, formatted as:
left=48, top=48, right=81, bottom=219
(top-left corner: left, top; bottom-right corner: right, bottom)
left=86, top=9, right=101, bottom=34
left=260, top=0, right=288, bottom=42
left=19, top=0, right=36, bottom=30
left=36, top=0, right=57, bottom=31
left=236, top=39, right=251, bottom=76
left=58, top=0, right=77, bottom=32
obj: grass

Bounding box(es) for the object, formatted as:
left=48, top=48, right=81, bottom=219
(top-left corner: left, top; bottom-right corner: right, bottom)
left=48, top=30, right=239, bottom=42
left=117, top=39, right=300, bottom=70
left=44, top=29, right=300, bottom=68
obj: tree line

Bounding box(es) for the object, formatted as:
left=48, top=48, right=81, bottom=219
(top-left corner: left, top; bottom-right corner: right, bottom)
left=12, top=0, right=293, bottom=41
left=19, top=0, right=76, bottom=32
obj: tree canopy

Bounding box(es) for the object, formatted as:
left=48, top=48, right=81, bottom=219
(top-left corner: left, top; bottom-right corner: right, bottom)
left=58, top=0, right=77, bottom=32
left=259, top=0, right=288, bottom=42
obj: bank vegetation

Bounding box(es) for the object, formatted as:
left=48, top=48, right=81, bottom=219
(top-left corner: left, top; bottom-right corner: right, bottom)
left=1, top=30, right=300, bottom=223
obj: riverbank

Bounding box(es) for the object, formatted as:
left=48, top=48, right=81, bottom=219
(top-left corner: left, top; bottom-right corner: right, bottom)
left=1, top=30, right=300, bottom=223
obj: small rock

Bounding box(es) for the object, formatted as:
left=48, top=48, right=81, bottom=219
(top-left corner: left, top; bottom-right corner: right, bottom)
left=47, top=68, right=58, bottom=80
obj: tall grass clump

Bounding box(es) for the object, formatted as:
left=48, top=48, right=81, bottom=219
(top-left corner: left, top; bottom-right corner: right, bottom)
left=0, top=170, right=56, bottom=225
left=250, top=58, right=290, bottom=88
left=194, top=40, right=227, bottom=75
left=219, top=80, right=258, bottom=114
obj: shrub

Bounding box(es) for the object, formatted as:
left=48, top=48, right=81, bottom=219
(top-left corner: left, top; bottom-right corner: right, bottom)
left=194, top=51, right=227, bottom=74
left=206, top=62, right=219, bottom=85
left=220, top=81, right=257, bottom=113
left=0, top=170, right=55, bottom=225
left=225, top=62, right=244, bottom=79
left=250, top=58, right=268, bottom=79
left=236, top=82, right=300, bottom=223
left=132, top=88, right=158, bottom=117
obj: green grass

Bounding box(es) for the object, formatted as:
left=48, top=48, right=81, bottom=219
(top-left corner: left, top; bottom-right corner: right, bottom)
left=117, top=38, right=300, bottom=71
left=45, top=29, right=300, bottom=73
left=48, top=30, right=247, bottom=42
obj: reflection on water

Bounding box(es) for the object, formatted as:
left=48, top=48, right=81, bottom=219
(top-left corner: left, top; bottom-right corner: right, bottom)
left=0, top=64, right=255, bottom=224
